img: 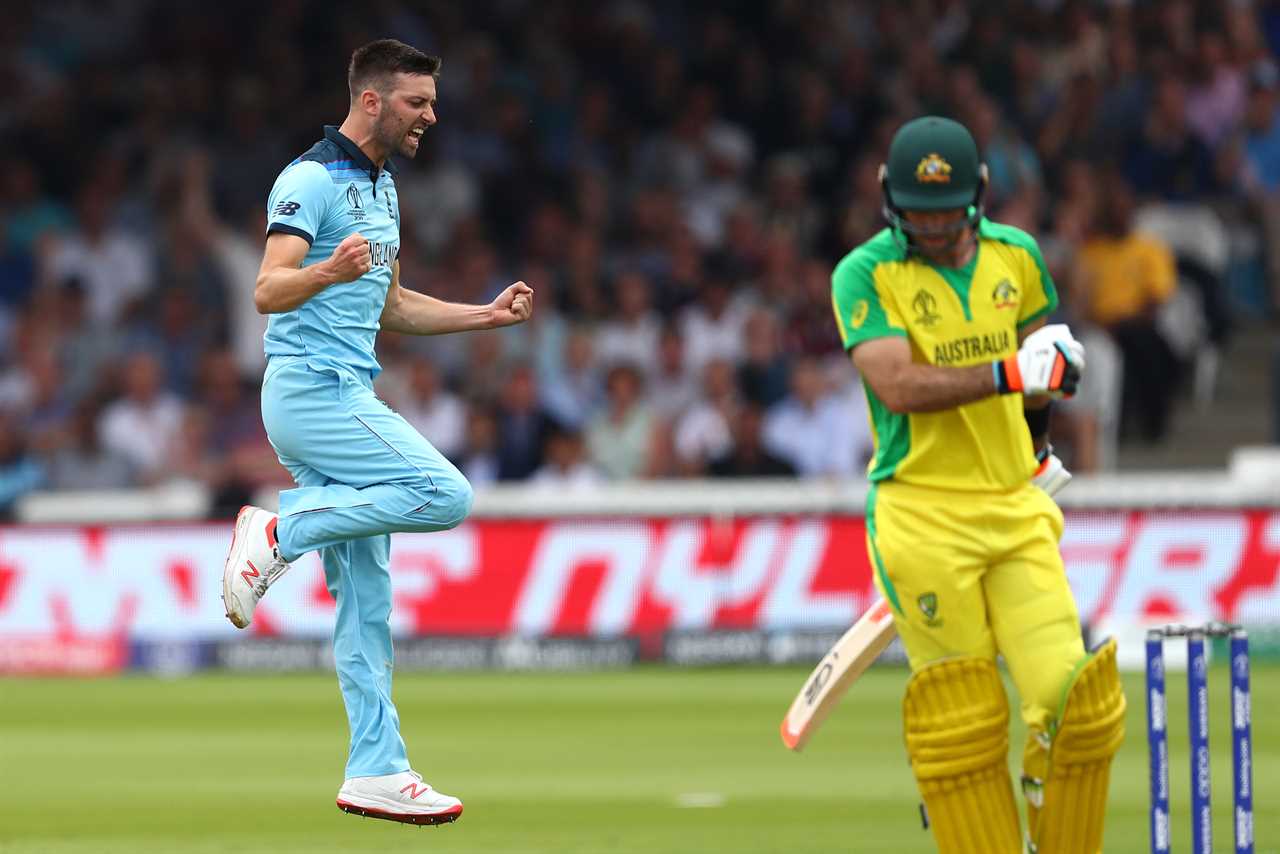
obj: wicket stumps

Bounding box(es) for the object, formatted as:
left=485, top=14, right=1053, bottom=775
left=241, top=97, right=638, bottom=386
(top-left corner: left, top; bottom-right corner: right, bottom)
left=1145, top=623, right=1253, bottom=854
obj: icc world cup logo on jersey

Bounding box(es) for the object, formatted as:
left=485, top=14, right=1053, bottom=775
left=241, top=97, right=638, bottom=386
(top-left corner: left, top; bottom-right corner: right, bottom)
left=345, top=183, right=368, bottom=223
left=912, top=289, right=941, bottom=327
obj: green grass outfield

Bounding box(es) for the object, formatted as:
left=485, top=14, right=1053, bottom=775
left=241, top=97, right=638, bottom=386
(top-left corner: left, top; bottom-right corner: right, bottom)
left=1, top=664, right=1275, bottom=854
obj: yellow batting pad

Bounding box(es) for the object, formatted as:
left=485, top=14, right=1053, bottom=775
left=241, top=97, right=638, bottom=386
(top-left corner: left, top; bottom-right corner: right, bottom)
left=1024, top=638, right=1126, bottom=853
left=903, top=657, right=1022, bottom=854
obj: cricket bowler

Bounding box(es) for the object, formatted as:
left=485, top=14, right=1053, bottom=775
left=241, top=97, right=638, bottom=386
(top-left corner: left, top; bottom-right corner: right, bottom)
left=830, top=116, right=1125, bottom=853
left=219, top=39, right=533, bottom=825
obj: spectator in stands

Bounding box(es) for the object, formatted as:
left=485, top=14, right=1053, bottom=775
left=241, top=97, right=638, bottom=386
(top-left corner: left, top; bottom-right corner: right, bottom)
left=0, top=414, right=44, bottom=517
left=1124, top=71, right=1219, bottom=201
left=673, top=358, right=739, bottom=476
left=762, top=357, right=867, bottom=479
left=684, top=124, right=753, bottom=248
left=1095, top=30, right=1149, bottom=155
left=754, top=226, right=804, bottom=312
left=44, top=403, right=133, bottom=491
left=762, top=155, right=824, bottom=253
left=586, top=363, right=656, bottom=480
left=45, top=182, right=152, bottom=326
left=457, top=405, right=500, bottom=487
left=0, top=160, right=66, bottom=314
left=191, top=348, right=284, bottom=510
left=968, top=95, right=1042, bottom=228
left=7, top=341, right=72, bottom=452
left=3, top=158, right=70, bottom=257
left=51, top=277, right=121, bottom=406
left=383, top=359, right=467, bottom=462
left=531, top=424, right=602, bottom=490
left=647, top=323, right=700, bottom=424
left=541, top=325, right=603, bottom=430
left=836, top=154, right=887, bottom=250
left=785, top=259, right=846, bottom=357
left=1237, top=59, right=1280, bottom=312
left=738, top=307, right=790, bottom=408
left=1076, top=175, right=1181, bottom=442
left=559, top=228, right=608, bottom=321
left=494, top=364, right=556, bottom=481
left=596, top=270, right=662, bottom=373
left=120, top=287, right=214, bottom=397
left=457, top=329, right=509, bottom=407
left=708, top=404, right=796, bottom=478
left=176, top=150, right=269, bottom=381
left=96, top=350, right=184, bottom=483
left=1186, top=31, right=1247, bottom=149
left=679, top=268, right=752, bottom=375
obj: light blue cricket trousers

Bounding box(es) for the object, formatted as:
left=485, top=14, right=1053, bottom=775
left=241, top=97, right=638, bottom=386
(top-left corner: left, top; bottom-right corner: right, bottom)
left=260, top=355, right=473, bottom=779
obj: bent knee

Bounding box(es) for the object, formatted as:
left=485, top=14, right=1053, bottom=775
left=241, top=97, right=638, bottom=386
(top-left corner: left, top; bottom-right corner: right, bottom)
left=436, top=472, right=474, bottom=529
left=401, top=469, right=472, bottom=530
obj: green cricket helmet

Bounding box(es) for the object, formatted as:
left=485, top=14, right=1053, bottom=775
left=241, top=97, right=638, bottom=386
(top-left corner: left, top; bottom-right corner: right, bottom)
left=879, top=116, right=988, bottom=244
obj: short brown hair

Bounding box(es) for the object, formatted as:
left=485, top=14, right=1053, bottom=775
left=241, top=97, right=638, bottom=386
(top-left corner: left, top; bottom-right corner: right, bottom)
left=348, top=39, right=441, bottom=100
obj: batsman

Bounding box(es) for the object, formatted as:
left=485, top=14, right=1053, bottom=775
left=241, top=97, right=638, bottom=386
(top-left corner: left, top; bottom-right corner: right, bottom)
left=831, top=116, right=1125, bottom=853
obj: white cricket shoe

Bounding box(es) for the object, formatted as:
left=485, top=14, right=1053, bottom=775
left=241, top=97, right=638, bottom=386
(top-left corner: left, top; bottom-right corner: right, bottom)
left=221, top=505, right=291, bottom=629
left=336, top=771, right=464, bottom=825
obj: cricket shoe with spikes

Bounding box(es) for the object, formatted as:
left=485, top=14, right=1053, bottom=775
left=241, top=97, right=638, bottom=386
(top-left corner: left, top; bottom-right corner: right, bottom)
left=221, top=505, right=291, bottom=629
left=336, top=771, right=463, bottom=825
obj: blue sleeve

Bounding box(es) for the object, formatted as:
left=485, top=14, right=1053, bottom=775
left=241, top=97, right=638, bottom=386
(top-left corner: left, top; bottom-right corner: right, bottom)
left=266, top=161, right=331, bottom=246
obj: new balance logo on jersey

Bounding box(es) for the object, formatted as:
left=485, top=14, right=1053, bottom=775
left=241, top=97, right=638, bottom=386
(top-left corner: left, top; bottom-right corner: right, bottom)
left=273, top=201, right=301, bottom=217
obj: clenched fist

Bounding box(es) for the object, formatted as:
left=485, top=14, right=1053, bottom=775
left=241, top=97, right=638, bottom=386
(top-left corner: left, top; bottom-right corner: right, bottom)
left=324, top=233, right=373, bottom=284
left=489, top=281, right=534, bottom=328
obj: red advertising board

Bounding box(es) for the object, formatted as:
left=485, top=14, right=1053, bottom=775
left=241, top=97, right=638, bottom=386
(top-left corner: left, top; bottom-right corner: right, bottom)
left=0, top=511, right=1278, bottom=674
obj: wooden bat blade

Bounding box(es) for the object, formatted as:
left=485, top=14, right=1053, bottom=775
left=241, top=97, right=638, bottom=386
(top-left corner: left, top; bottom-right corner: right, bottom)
left=779, top=598, right=897, bottom=751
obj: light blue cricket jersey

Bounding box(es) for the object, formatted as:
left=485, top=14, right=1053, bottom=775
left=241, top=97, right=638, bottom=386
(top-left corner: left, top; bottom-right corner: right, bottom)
left=264, top=126, right=401, bottom=374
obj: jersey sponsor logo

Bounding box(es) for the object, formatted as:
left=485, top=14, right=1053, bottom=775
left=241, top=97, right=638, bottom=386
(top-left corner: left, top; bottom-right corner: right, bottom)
left=992, top=278, right=1018, bottom=309
left=911, top=289, right=941, bottom=327
left=345, top=183, right=368, bottom=223
left=368, top=240, right=398, bottom=268
left=932, top=329, right=1011, bottom=365
left=915, top=153, right=952, bottom=184
left=850, top=299, right=869, bottom=329
left=272, top=201, right=301, bottom=217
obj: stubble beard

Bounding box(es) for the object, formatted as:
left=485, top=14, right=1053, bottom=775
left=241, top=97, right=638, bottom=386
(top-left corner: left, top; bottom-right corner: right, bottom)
left=374, top=112, right=416, bottom=160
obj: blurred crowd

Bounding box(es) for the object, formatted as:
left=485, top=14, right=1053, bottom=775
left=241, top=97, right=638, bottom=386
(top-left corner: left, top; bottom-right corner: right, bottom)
left=1, top=0, right=1279, bottom=514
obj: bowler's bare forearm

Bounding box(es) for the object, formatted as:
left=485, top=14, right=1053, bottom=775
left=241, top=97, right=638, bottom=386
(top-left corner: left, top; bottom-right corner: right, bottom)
left=379, top=285, right=493, bottom=335
left=255, top=262, right=338, bottom=314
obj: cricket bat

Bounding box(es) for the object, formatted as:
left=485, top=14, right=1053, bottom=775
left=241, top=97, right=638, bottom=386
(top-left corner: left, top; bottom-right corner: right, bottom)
left=779, top=597, right=897, bottom=751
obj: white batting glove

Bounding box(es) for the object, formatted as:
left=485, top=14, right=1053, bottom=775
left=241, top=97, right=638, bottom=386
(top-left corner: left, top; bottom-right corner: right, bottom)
left=994, top=324, right=1086, bottom=398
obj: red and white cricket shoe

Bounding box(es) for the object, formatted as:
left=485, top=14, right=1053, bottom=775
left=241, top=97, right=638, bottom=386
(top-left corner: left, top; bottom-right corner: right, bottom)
left=221, top=505, right=291, bottom=629
left=336, top=771, right=463, bottom=825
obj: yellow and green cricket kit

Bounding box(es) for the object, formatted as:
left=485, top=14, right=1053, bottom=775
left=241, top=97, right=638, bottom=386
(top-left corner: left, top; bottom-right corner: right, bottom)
left=830, top=220, right=1057, bottom=491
